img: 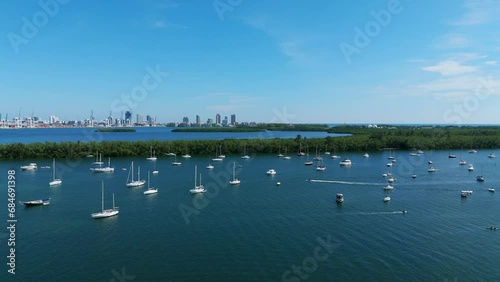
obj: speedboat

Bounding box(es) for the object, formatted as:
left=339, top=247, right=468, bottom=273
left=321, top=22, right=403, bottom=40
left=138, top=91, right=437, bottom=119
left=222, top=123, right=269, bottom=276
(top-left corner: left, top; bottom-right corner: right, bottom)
left=461, top=190, right=473, bottom=197
left=20, top=163, right=37, bottom=170
left=266, top=169, right=276, bottom=175
left=383, top=184, right=394, bottom=190
left=383, top=196, right=391, bottom=202
left=336, top=193, right=344, bottom=203
left=339, top=159, right=352, bottom=166
left=363, top=153, right=369, bottom=158
left=488, top=153, right=496, bottom=158
left=488, top=187, right=495, bottom=192
left=468, top=164, right=474, bottom=171
left=476, top=176, right=484, bottom=182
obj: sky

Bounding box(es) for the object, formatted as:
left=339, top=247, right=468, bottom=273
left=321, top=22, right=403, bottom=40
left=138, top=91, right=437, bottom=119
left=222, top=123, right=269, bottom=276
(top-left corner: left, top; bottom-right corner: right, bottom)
left=1, top=0, right=500, bottom=125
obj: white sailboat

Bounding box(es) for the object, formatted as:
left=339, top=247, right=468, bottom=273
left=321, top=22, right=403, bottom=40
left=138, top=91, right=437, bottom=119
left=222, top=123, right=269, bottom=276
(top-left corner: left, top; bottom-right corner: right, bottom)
left=144, top=171, right=158, bottom=195
left=91, top=157, right=115, bottom=173
left=189, top=165, right=206, bottom=194
left=241, top=146, right=250, bottom=159
left=152, top=160, right=159, bottom=174
left=91, top=181, right=119, bottom=219
left=126, top=161, right=146, bottom=187
left=146, top=146, right=157, bottom=161
left=212, top=146, right=223, bottom=161
left=172, top=155, right=181, bottom=166
left=277, top=146, right=284, bottom=157
left=49, top=158, right=62, bottom=186
left=283, top=147, right=291, bottom=160
left=92, top=152, right=104, bottom=165
left=229, top=162, right=240, bottom=185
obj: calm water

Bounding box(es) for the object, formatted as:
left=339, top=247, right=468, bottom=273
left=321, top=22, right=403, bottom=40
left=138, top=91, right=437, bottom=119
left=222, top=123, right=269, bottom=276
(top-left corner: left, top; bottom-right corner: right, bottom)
left=0, top=127, right=342, bottom=144
left=2, top=150, right=500, bottom=281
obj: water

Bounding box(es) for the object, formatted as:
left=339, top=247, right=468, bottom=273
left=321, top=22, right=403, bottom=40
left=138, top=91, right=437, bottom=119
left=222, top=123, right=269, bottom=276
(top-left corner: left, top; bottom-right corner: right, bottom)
left=2, top=150, right=500, bottom=281
left=0, top=127, right=343, bottom=144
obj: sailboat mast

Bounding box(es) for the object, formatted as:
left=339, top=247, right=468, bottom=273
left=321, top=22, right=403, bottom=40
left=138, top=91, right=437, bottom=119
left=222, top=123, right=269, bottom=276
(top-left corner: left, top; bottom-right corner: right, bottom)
left=194, top=165, right=197, bottom=188
left=52, top=158, right=55, bottom=180
left=112, top=193, right=115, bottom=209
left=101, top=181, right=104, bottom=212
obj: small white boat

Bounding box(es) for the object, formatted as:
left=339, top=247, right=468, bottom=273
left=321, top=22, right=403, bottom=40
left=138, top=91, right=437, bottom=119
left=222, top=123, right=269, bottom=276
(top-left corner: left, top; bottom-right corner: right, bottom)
left=304, top=160, right=314, bottom=166
left=363, top=153, right=369, bottom=158
left=316, top=165, right=327, bottom=171
left=143, top=172, right=158, bottom=195
left=206, top=164, right=214, bottom=169
left=182, top=154, right=192, bottom=158
left=91, top=182, right=119, bottom=219
left=459, top=159, right=467, bottom=165
left=488, top=187, right=495, bottom=192
left=428, top=166, right=438, bottom=172
left=417, top=150, right=424, bottom=154
left=336, top=193, right=344, bottom=203
left=468, top=149, right=477, bottom=154
left=468, top=164, right=474, bottom=171
left=387, top=176, right=395, bottom=183
left=386, top=162, right=393, bottom=167
left=488, top=153, right=496, bottom=158
left=20, top=163, right=38, bottom=170
left=339, top=159, right=352, bottom=166
left=266, top=169, right=276, bottom=175
left=383, top=196, right=391, bottom=202
left=276, top=182, right=281, bottom=186
left=283, top=156, right=291, bottom=160
left=461, top=190, right=473, bottom=197
left=330, top=155, right=341, bottom=159
left=229, top=162, right=240, bottom=185
left=384, top=184, right=394, bottom=190
left=476, top=175, right=484, bottom=182
left=412, top=174, right=417, bottom=179
left=382, top=173, right=388, bottom=177
left=172, top=155, right=181, bottom=166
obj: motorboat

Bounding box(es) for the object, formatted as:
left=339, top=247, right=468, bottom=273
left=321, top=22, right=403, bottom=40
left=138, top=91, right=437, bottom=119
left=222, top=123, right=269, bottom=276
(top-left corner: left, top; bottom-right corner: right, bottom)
left=383, top=184, right=394, bottom=190
left=468, top=164, right=474, bottom=171
left=428, top=166, right=438, bottom=172
left=336, top=193, right=344, bottom=203
left=363, top=153, right=369, bottom=158
left=339, top=159, right=352, bottom=166
left=468, top=149, right=477, bottom=154
left=266, top=169, right=276, bottom=175
left=383, top=196, right=391, bottom=202
left=386, top=162, right=393, bottom=167
left=476, top=175, right=484, bottom=182
left=488, top=153, right=496, bottom=158
left=20, top=198, right=50, bottom=206
left=20, top=163, right=37, bottom=170
left=488, top=187, right=495, bottom=192
left=459, top=159, right=467, bottom=165
left=461, top=190, right=473, bottom=197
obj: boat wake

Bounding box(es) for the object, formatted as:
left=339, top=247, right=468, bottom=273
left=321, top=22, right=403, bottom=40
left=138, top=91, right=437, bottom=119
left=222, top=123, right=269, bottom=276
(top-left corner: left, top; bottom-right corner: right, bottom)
left=357, top=211, right=407, bottom=215
left=309, top=179, right=380, bottom=186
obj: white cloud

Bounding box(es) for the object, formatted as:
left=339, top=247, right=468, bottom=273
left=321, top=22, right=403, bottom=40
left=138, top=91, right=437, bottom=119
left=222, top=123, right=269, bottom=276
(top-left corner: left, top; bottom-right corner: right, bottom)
left=422, top=60, right=478, bottom=76
left=434, top=33, right=470, bottom=49
left=485, top=61, right=497, bottom=66
left=450, top=0, right=500, bottom=25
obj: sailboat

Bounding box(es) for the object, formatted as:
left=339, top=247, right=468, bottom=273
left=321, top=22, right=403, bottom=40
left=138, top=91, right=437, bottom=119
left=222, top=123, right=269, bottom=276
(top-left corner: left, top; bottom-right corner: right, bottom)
left=165, top=146, right=176, bottom=156
left=144, top=171, right=158, bottom=195
left=91, top=157, right=114, bottom=173
left=229, top=162, right=241, bottom=185
left=212, top=146, right=223, bottom=161
left=304, top=147, right=313, bottom=165
left=92, top=152, right=104, bottom=165
left=126, top=161, right=146, bottom=187
left=172, top=155, right=181, bottom=166
left=283, top=147, right=291, bottom=160
left=206, top=157, right=214, bottom=169
left=91, top=181, right=119, bottom=219
left=146, top=146, right=157, bottom=161
left=152, top=160, right=159, bottom=174
left=49, top=158, right=62, bottom=186
left=297, top=143, right=306, bottom=156
left=189, top=165, right=206, bottom=194
left=277, top=146, right=284, bottom=157
left=241, top=146, right=250, bottom=159
left=182, top=145, right=191, bottom=158
left=411, top=165, right=417, bottom=178
left=324, top=145, right=330, bottom=155
left=316, top=158, right=326, bottom=171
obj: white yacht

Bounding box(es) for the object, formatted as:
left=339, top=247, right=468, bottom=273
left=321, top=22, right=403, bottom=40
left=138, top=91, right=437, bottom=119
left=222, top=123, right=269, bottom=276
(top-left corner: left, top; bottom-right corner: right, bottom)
left=20, top=163, right=37, bottom=170
left=384, top=184, right=394, bottom=190
left=91, top=157, right=115, bottom=173
left=468, top=164, right=474, bottom=171
left=91, top=182, right=119, bottom=219
left=383, top=196, right=391, bottom=202
left=266, top=169, right=277, bottom=175
left=339, top=159, right=352, bottom=166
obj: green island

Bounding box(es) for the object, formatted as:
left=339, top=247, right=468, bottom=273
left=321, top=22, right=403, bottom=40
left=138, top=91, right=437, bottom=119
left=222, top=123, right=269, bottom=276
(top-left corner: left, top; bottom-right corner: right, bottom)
left=95, top=128, right=136, bottom=132
left=1, top=125, right=500, bottom=159
left=171, top=123, right=329, bottom=132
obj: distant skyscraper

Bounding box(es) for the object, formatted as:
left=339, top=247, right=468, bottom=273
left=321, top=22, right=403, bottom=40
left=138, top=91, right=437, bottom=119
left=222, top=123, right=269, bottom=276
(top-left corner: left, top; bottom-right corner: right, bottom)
left=125, top=111, right=132, bottom=125
left=136, top=114, right=143, bottom=124
left=216, top=114, right=221, bottom=125
left=182, top=116, right=190, bottom=124
left=196, top=115, right=200, bottom=125
left=230, top=114, right=236, bottom=125
left=222, top=116, right=228, bottom=126
left=207, top=118, right=213, bottom=124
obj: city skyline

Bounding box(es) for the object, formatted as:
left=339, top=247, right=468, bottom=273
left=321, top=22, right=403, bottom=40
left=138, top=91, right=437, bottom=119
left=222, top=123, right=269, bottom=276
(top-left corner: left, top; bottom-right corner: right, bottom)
left=2, top=1, right=500, bottom=124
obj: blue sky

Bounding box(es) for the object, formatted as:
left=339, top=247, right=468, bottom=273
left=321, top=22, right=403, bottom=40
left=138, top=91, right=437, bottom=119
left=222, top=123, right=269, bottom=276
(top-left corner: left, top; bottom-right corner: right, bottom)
left=1, top=0, right=500, bottom=124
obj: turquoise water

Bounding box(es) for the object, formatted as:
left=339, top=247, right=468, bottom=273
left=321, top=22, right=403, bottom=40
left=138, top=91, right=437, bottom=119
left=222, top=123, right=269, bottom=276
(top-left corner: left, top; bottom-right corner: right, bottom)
left=2, top=150, right=500, bottom=281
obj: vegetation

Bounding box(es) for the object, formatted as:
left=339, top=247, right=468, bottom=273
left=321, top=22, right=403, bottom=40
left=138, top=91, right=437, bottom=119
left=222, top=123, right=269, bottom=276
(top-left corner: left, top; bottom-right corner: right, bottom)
left=95, top=128, right=136, bottom=132
left=172, top=127, right=264, bottom=132
left=172, top=123, right=329, bottom=132
left=2, top=125, right=500, bottom=159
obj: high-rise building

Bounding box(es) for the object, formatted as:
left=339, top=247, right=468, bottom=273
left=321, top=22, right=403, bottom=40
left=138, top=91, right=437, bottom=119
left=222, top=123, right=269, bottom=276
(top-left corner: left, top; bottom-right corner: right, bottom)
left=230, top=114, right=236, bottom=125
left=222, top=116, right=228, bottom=126
left=125, top=111, right=132, bottom=125
left=196, top=115, right=200, bottom=125
left=215, top=114, right=221, bottom=125
left=136, top=114, right=143, bottom=124
left=182, top=116, right=190, bottom=124
left=207, top=118, right=213, bottom=124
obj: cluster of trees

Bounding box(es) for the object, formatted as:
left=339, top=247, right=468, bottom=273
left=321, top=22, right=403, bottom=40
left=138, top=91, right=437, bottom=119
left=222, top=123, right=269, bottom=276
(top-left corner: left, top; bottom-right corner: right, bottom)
left=2, top=125, right=500, bottom=159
